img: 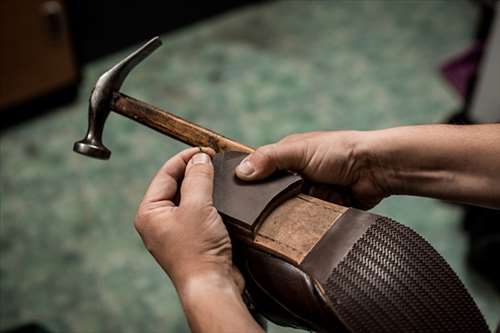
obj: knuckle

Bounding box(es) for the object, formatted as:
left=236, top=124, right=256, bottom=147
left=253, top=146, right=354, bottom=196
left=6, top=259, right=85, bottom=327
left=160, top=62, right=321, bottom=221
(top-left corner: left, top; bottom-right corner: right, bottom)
left=180, top=192, right=211, bottom=211
left=255, top=144, right=277, bottom=162
left=134, top=206, right=151, bottom=232
left=279, top=133, right=301, bottom=143
left=135, top=210, right=173, bottom=252
left=255, top=144, right=281, bottom=169
left=134, top=202, right=170, bottom=233
left=190, top=164, right=214, bottom=178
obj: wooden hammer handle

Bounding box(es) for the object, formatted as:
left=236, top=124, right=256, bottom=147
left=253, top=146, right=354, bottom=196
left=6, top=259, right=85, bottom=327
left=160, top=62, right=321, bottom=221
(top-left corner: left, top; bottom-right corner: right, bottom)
left=112, top=92, right=254, bottom=153
left=111, top=92, right=346, bottom=213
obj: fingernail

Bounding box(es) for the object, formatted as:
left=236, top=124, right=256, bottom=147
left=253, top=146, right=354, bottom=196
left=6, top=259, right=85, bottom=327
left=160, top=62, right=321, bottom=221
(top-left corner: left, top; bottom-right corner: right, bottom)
left=237, top=160, right=255, bottom=176
left=192, top=153, right=211, bottom=164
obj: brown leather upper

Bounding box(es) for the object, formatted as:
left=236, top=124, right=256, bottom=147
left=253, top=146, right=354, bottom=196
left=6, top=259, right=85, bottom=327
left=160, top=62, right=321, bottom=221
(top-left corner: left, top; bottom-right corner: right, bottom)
left=235, top=244, right=349, bottom=333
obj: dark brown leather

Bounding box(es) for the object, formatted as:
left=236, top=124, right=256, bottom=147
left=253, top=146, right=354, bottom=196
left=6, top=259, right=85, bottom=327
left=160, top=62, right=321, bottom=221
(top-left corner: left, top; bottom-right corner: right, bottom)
left=212, top=151, right=303, bottom=233
left=235, top=245, right=349, bottom=333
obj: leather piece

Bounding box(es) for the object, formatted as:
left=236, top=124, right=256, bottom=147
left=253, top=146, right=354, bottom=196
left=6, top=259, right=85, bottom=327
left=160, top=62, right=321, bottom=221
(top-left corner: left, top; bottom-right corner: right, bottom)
left=300, top=208, right=377, bottom=283
left=212, top=151, right=303, bottom=233
left=235, top=244, right=349, bottom=333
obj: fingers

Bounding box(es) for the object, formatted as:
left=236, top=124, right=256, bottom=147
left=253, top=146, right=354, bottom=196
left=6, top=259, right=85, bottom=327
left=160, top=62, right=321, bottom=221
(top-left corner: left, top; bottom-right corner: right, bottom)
left=179, top=152, right=214, bottom=208
left=236, top=139, right=309, bottom=181
left=142, top=147, right=215, bottom=206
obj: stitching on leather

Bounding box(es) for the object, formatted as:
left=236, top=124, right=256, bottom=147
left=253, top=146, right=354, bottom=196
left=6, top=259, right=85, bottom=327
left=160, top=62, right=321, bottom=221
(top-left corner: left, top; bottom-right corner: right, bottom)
left=257, top=233, right=300, bottom=253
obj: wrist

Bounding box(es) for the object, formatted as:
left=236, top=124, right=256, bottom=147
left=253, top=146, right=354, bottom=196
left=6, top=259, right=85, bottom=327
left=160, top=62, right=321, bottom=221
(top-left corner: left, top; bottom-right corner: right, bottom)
left=174, top=263, right=244, bottom=300
left=354, top=130, right=397, bottom=197
left=358, top=126, right=450, bottom=198
left=176, top=265, right=264, bottom=333
left=177, top=268, right=244, bottom=308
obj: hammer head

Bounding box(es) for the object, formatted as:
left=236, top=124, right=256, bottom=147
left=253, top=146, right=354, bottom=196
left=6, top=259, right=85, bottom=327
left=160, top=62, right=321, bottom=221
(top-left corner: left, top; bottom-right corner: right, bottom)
left=73, top=37, right=162, bottom=159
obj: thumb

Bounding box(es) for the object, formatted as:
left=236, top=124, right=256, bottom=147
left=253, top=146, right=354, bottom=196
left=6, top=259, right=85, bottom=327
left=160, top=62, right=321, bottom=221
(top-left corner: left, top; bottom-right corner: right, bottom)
left=235, top=143, right=307, bottom=181
left=180, top=152, right=214, bottom=208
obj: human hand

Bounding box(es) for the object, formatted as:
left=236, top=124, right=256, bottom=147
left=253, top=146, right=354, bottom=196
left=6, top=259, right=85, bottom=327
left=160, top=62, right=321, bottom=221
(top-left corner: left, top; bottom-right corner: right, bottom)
left=134, top=147, right=243, bottom=292
left=235, top=131, right=390, bottom=209
left=135, top=147, right=263, bottom=333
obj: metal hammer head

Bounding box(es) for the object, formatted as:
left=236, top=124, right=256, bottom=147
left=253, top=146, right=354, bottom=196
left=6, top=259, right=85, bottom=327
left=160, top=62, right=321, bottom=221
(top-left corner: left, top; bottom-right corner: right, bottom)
left=73, top=37, right=162, bottom=159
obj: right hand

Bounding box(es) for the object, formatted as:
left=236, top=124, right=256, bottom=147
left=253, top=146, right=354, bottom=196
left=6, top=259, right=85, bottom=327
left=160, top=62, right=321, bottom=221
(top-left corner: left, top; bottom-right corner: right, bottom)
left=235, top=131, right=390, bottom=210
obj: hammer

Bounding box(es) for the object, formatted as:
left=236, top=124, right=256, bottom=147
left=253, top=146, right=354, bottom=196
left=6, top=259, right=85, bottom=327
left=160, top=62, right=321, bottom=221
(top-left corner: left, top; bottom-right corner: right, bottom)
left=73, top=37, right=252, bottom=159
left=73, top=36, right=349, bottom=215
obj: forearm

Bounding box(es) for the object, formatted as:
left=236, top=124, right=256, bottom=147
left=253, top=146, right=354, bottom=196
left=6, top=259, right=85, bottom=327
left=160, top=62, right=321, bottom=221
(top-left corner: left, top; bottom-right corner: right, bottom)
left=176, top=271, right=264, bottom=333
left=363, top=124, right=500, bottom=208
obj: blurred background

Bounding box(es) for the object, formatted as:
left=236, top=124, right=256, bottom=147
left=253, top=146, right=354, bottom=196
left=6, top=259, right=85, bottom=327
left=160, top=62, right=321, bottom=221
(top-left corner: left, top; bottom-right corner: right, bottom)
left=1, top=0, right=499, bottom=332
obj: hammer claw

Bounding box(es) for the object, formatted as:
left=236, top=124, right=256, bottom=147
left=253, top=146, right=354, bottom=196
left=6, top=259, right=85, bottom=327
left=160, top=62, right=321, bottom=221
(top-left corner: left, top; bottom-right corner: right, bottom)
left=73, top=37, right=162, bottom=159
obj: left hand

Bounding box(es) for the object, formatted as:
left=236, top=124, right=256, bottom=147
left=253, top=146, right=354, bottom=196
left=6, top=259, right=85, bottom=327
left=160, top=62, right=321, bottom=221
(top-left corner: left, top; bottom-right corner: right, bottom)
left=134, top=147, right=243, bottom=292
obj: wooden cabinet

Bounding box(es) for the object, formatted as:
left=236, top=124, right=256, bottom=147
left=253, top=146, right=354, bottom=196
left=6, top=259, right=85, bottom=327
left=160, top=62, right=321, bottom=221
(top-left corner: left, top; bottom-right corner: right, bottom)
left=0, top=0, right=78, bottom=110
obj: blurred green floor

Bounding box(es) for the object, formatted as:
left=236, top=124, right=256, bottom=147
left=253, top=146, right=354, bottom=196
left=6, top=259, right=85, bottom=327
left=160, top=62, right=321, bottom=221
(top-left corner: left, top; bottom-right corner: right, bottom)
left=1, top=1, right=499, bottom=332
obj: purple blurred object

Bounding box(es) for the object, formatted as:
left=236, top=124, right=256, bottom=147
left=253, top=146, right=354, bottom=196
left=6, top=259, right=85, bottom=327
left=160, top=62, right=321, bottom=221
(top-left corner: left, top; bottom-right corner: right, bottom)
left=439, top=43, right=484, bottom=98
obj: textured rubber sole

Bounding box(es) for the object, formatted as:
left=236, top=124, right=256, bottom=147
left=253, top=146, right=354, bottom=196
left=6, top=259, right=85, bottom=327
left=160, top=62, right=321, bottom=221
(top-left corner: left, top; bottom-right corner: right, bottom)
left=325, top=217, right=490, bottom=333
